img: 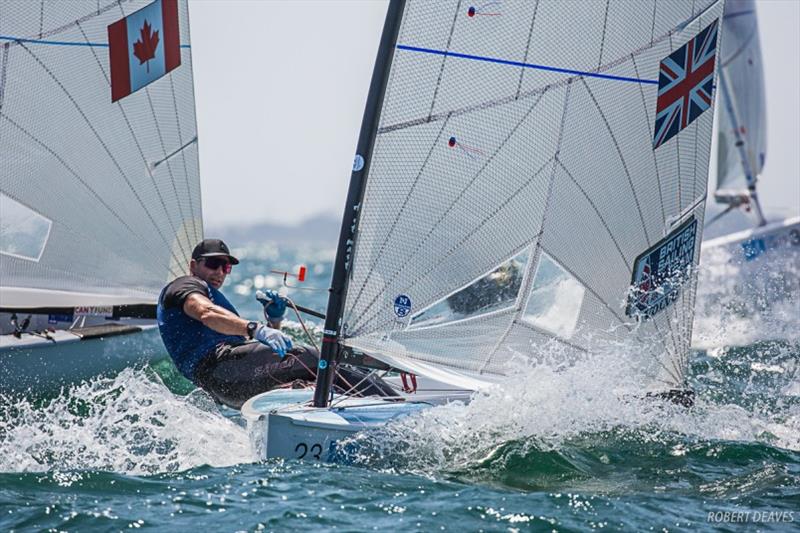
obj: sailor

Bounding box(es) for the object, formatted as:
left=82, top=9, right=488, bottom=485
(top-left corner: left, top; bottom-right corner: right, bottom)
left=157, top=238, right=395, bottom=408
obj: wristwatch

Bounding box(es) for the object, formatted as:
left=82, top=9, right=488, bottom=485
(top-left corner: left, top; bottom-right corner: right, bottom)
left=246, top=321, right=258, bottom=340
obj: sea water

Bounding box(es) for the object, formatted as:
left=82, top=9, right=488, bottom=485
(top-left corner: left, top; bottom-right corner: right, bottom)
left=1, top=242, right=798, bottom=531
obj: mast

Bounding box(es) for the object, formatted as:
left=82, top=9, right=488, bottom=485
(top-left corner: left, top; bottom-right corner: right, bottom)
left=313, top=0, right=406, bottom=408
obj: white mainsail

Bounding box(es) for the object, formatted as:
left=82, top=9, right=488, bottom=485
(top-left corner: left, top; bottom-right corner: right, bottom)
left=337, top=0, right=724, bottom=391
left=714, top=0, right=766, bottom=207
left=0, top=0, right=202, bottom=309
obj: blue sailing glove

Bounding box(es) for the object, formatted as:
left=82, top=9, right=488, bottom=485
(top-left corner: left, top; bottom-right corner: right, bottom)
left=254, top=323, right=293, bottom=358
left=255, top=290, right=287, bottom=321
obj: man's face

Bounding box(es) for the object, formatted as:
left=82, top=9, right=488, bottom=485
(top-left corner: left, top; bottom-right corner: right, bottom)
left=190, top=257, right=231, bottom=289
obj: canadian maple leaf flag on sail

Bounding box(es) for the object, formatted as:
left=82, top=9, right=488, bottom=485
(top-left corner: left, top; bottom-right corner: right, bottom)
left=108, top=0, right=180, bottom=102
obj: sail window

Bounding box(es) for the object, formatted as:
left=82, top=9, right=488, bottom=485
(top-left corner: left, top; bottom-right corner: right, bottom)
left=522, top=252, right=585, bottom=339
left=0, top=193, right=52, bottom=262
left=409, top=249, right=530, bottom=328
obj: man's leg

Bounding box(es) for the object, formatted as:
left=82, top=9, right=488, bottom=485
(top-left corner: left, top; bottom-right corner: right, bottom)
left=195, top=342, right=318, bottom=409
left=195, top=342, right=399, bottom=409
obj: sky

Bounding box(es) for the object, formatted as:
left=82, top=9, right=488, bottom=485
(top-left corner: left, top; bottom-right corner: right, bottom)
left=189, top=0, right=800, bottom=228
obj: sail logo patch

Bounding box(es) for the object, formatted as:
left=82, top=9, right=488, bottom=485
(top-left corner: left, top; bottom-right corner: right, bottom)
left=653, top=19, right=719, bottom=149
left=108, top=0, right=181, bottom=102
left=626, top=217, right=697, bottom=320
left=393, top=294, right=412, bottom=318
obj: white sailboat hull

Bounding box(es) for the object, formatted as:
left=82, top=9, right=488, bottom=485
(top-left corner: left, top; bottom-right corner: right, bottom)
left=702, top=215, right=800, bottom=260
left=242, top=377, right=472, bottom=461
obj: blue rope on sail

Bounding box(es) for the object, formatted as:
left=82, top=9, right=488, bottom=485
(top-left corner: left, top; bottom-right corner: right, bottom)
left=0, top=35, right=190, bottom=48
left=396, top=44, right=659, bottom=85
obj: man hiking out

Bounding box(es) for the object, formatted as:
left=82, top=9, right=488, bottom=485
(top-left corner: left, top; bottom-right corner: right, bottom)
left=157, top=238, right=395, bottom=408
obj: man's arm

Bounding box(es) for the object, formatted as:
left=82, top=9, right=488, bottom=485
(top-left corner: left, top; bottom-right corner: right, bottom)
left=183, top=292, right=249, bottom=336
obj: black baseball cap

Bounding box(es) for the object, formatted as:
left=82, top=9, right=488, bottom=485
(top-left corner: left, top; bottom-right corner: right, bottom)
left=191, top=238, right=239, bottom=264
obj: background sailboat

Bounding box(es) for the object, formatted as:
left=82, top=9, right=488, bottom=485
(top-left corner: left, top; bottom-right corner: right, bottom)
left=694, top=0, right=799, bottom=348
left=703, top=0, right=799, bottom=241
left=0, top=0, right=202, bottom=393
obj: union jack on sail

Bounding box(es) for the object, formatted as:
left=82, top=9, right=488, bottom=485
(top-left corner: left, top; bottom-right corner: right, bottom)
left=653, top=20, right=719, bottom=149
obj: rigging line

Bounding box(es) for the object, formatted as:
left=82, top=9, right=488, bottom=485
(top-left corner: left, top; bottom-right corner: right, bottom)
left=167, top=75, right=202, bottom=245
left=355, top=155, right=555, bottom=331
left=0, top=35, right=192, bottom=49
left=396, top=45, right=660, bottom=86
left=426, top=0, right=462, bottom=122
left=350, top=90, right=550, bottom=321
left=514, top=0, right=540, bottom=100
left=0, top=114, right=181, bottom=280
left=17, top=43, right=186, bottom=272
left=630, top=53, right=667, bottom=229
left=38, top=1, right=44, bottom=39
left=143, top=86, right=192, bottom=260
left=555, top=159, right=632, bottom=273
left=655, top=312, right=685, bottom=384
left=345, top=118, right=451, bottom=312
left=73, top=23, right=188, bottom=270
left=580, top=77, right=652, bottom=247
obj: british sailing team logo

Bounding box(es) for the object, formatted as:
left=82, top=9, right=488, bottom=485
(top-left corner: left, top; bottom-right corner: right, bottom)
left=626, top=217, right=698, bottom=320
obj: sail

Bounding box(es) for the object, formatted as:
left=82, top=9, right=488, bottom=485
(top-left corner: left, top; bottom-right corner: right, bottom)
left=0, top=0, right=202, bottom=308
left=338, top=0, right=724, bottom=390
left=714, top=0, right=766, bottom=201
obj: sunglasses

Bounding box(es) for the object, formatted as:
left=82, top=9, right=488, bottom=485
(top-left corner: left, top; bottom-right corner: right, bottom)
left=201, top=257, right=233, bottom=274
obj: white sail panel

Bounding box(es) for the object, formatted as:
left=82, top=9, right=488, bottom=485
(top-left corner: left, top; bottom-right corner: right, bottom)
left=715, top=0, right=766, bottom=199
left=0, top=1, right=202, bottom=308
left=343, top=0, right=723, bottom=388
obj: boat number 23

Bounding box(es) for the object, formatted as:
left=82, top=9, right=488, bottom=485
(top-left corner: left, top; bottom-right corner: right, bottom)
left=295, top=442, right=323, bottom=460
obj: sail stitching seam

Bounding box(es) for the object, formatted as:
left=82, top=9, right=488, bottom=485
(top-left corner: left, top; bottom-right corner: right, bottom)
left=0, top=44, right=8, bottom=112
left=514, top=0, right=540, bottom=100
left=630, top=53, right=667, bottom=228
left=555, top=159, right=632, bottom=272
left=579, top=77, right=652, bottom=247
left=598, top=0, right=610, bottom=68
left=426, top=0, right=462, bottom=122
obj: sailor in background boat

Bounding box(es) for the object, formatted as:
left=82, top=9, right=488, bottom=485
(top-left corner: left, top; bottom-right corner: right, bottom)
left=156, top=239, right=394, bottom=408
